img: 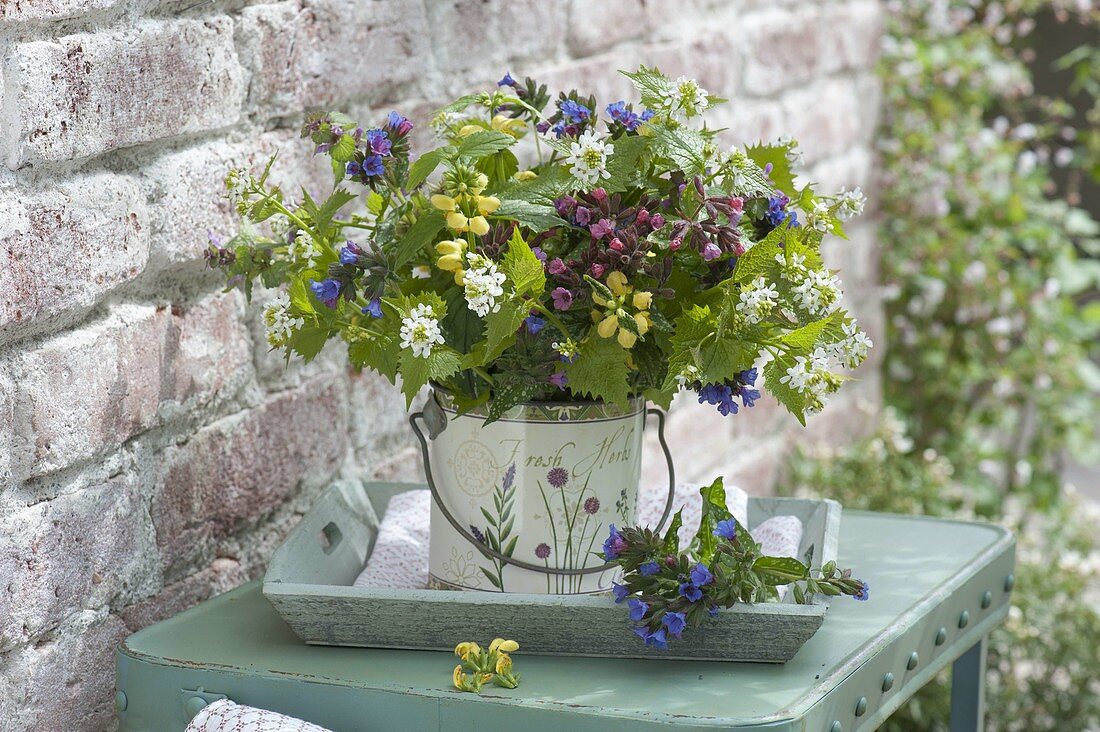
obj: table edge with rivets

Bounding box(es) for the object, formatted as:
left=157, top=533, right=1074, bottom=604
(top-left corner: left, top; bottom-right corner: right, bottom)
left=116, top=511, right=1015, bottom=731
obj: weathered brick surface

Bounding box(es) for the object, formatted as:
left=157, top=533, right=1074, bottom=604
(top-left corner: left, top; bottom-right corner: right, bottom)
left=0, top=0, right=120, bottom=21
left=152, top=376, right=348, bottom=580
left=3, top=18, right=244, bottom=166
left=239, top=0, right=428, bottom=118
left=12, top=292, right=252, bottom=478
left=0, top=173, right=149, bottom=345
left=0, top=473, right=153, bottom=653
left=0, top=2, right=885, bottom=725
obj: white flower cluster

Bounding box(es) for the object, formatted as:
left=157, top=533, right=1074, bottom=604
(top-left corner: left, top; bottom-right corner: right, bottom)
left=565, top=130, right=613, bottom=189
left=674, top=364, right=700, bottom=388
left=791, top=268, right=843, bottom=317
left=736, top=276, right=779, bottom=325
left=225, top=168, right=249, bottom=209
left=777, top=134, right=805, bottom=166
left=268, top=214, right=291, bottom=242
left=660, top=76, right=710, bottom=118
left=289, top=233, right=320, bottom=269
left=400, top=304, right=445, bottom=358
left=831, top=320, right=874, bottom=369
left=552, top=338, right=579, bottom=361
left=835, top=186, right=866, bottom=221
left=462, top=253, right=507, bottom=317
left=263, top=292, right=303, bottom=348
left=806, top=200, right=835, bottom=234
left=779, top=347, right=838, bottom=413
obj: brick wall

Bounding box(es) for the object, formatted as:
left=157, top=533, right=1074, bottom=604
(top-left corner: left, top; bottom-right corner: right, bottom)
left=0, top=1, right=884, bottom=728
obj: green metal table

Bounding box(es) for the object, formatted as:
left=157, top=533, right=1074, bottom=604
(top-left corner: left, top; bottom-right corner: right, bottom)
left=115, top=511, right=1015, bottom=731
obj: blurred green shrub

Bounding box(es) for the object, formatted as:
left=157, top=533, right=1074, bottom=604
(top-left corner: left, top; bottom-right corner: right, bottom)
left=783, top=2, right=1100, bottom=729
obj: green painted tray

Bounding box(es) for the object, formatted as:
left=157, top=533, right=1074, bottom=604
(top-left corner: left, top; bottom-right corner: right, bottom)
left=262, top=481, right=841, bottom=662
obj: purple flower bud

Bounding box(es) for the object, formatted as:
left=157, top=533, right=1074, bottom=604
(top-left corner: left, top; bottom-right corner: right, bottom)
left=590, top=263, right=605, bottom=278
left=574, top=206, right=591, bottom=226
left=549, top=371, right=568, bottom=389
left=551, top=286, right=573, bottom=310
left=362, top=298, right=383, bottom=318
left=590, top=218, right=614, bottom=239
left=591, top=188, right=607, bottom=202
left=650, top=213, right=664, bottom=229
left=536, top=121, right=551, bottom=134
left=702, top=242, right=722, bottom=261
left=531, top=246, right=547, bottom=263
left=310, top=278, right=341, bottom=308
left=535, top=542, right=551, bottom=559
left=608, top=237, right=624, bottom=252
left=548, top=258, right=568, bottom=275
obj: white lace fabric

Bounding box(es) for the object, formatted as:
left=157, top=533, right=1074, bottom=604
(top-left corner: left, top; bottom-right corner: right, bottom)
left=354, top=482, right=803, bottom=589
left=185, top=699, right=333, bottom=732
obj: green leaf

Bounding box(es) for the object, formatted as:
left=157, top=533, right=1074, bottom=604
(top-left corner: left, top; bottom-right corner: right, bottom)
left=651, top=124, right=708, bottom=175
left=407, top=147, right=448, bottom=190
left=499, top=166, right=574, bottom=205
left=456, top=130, right=516, bottom=160
left=481, top=299, right=527, bottom=363
left=602, top=134, right=649, bottom=192
left=288, top=278, right=316, bottom=315
left=428, top=348, right=463, bottom=381
left=753, top=556, right=809, bottom=585
left=503, top=535, right=518, bottom=557
left=563, top=332, right=631, bottom=407
left=733, top=224, right=788, bottom=283
left=763, top=354, right=807, bottom=426
left=662, top=509, right=684, bottom=553
left=502, top=228, right=546, bottom=297
left=398, top=350, right=431, bottom=407
left=312, top=188, right=356, bottom=236
left=287, top=322, right=330, bottom=363
left=329, top=134, right=357, bottom=163
left=347, top=333, right=400, bottom=383
left=779, top=312, right=845, bottom=355
left=745, top=142, right=797, bottom=195
left=433, top=94, right=480, bottom=117
left=485, top=374, right=542, bottom=423
left=494, top=199, right=567, bottom=231
left=621, top=65, right=673, bottom=108
left=366, top=191, right=386, bottom=216
left=696, top=476, right=734, bottom=563
left=393, top=209, right=446, bottom=268
left=480, top=506, right=497, bottom=526
left=727, top=151, right=775, bottom=197
left=480, top=566, right=502, bottom=589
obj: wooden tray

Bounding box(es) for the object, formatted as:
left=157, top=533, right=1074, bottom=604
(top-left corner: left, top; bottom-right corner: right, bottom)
left=263, top=481, right=841, bottom=662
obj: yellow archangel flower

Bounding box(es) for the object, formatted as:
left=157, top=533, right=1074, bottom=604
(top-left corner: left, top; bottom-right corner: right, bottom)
left=592, top=271, right=653, bottom=349
left=489, top=638, right=519, bottom=654
left=454, top=641, right=482, bottom=660
left=435, top=239, right=467, bottom=283
left=431, top=193, right=498, bottom=236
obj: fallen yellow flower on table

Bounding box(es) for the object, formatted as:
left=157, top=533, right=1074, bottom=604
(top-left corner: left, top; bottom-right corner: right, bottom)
left=451, top=637, right=522, bottom=693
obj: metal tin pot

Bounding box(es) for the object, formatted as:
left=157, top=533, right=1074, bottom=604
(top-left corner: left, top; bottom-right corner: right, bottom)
left=410, top=388, right=674, bottom=594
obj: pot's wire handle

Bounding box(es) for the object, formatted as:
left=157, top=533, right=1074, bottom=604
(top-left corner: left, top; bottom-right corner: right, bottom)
left=646, top=406, right=677, bottom=534
left=409, top=405, right=676, bottom=578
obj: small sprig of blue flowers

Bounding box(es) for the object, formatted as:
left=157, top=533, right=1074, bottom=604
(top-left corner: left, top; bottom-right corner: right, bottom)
left=604, top=476, right=868, bottom=649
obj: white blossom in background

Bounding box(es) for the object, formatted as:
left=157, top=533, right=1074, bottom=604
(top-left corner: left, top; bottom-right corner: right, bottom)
left=736, top=277, right=779, bottom=325
left=263, top=292, right=303, bottom=348
left=661, top=76, right=709, bottom=118
left=777, top=134, right=805, bottom=165
left=462, top=254, right=506, bottom=317
left=268, top=213, right=291, bottom=242
left=565, top=130, right=613, bottom=188
left=225, top=167, right=249, bottom=209
left=411, top=265, right=432, bottom=279
left=399, top=304, right=445, bottom=358
left=289, top=233, right=320, bottom=269
left=791, top=269, right=842, bottom=316
left=835, top=186, right=866, bottom=221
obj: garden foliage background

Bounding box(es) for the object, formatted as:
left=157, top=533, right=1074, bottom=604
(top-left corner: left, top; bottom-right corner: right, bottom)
left=782, top=1, right=1100, bottom=729
left=0, top=0, right=1095, bottom=730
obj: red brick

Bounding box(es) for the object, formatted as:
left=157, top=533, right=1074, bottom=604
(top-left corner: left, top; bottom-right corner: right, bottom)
left=3, top=18, right=244, bottom=166
left=119, top=557, right=245, bottom=632
left=0, top=174, right=149, bottom=345
left=152, top=377, right=348, bottom=580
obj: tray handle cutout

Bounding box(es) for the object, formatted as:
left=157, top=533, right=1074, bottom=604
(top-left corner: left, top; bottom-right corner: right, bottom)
left=318, top=521, right=343, bottom=555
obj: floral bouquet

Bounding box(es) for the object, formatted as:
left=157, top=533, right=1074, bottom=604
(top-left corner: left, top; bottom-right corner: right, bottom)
left=209, top=66, right=871, bottom=424
left=602, top=476, right=867, bottom=650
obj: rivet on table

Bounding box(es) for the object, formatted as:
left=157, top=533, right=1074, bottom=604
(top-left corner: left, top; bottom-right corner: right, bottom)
left=1004, top=573, right=1015, bottom=592
left=114, top=691, right=127, bottom=713
left=935, top=627, right=947, bottom=645
left=958, top=610, right=969, bottom=628
left=854, top=696, right=868, bottom=716
left=907, top=652, right=919, bottom=670
left=830, top=721, right=842, bottom=732
left=882, top=672, right=895, bottom=692
left=981, top=590, right=993, bottom=609
left=185, top=696, right=208, bottom=719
